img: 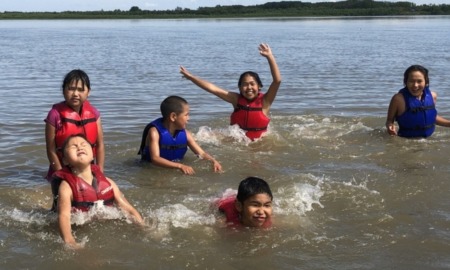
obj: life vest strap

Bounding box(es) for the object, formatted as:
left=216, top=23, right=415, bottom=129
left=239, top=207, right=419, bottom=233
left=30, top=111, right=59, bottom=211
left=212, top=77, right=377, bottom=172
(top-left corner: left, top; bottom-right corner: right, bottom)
left=61, top=117, right=97, bottom=127
left=242, top=127, right=267, bottom=131
left=409, top=105, right=435, bottom=113
left=160, top=144, right=188, bottom=150
left=401, top=124, right=435, bottom=131
left=234, top=104, right=263, bottom=112
left=72, top=198, right=115, bottom=208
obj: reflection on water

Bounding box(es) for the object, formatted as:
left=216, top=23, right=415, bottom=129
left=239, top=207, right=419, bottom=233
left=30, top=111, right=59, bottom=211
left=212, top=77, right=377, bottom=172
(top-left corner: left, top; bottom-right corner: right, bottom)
left=0, top=17, right=450, bottom=269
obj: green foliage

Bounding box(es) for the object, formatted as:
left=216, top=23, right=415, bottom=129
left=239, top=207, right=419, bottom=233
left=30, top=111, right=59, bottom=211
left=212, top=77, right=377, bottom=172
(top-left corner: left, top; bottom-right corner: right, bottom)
left=1, top=0, right=449, bottom=19
left=129, top=6, right=142, bottom=13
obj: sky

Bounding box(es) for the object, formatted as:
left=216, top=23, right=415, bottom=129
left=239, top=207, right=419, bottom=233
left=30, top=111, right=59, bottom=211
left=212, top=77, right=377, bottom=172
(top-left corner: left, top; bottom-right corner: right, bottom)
left=0, top=0, right=447, bottom=12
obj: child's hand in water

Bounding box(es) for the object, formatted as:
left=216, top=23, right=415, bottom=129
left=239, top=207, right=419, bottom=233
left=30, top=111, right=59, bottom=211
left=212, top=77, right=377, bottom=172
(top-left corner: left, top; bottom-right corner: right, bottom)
left=212, top=160, right=223, bottom=173
left=64, top=241, right=84, bottom=250
left=178, top=164, right=195, bottom=175
left=386, top=122, right=397, bottom=135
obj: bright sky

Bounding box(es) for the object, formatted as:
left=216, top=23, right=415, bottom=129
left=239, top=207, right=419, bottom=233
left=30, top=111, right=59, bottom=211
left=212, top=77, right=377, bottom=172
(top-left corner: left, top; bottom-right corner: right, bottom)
left=0, top=0, right=447, bottom=12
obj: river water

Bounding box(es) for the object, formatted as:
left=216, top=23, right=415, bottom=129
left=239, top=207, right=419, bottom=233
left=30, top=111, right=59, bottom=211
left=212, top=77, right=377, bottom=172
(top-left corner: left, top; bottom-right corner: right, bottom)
left=0, top=17, right=449, bottom=269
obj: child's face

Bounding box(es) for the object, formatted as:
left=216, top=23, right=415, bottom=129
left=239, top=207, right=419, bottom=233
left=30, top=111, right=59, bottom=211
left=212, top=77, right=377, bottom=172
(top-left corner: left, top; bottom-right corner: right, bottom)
left=239, top=75, right=260, bottom=101
left=237, top=193, right=273, bottom=227
left=406, top=71, right=427, bottom=98
left=173, top=104, right=190, bottom=130
left=63, top=79, right=90, bottom=110
left=63, top=136, right=94, bottom=167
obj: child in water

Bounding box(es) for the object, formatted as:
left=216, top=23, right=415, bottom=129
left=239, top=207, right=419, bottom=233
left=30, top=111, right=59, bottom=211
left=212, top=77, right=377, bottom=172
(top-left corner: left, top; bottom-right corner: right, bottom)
left=138, top=95, right=223, bottom=175
left=180, top=43, right=282, bottom=141
left=44, top=69, right=105, bottom=206
left=54, top=134, right=143, bottom=249
left=386, top=65, right=450, bottom=137
left=217, top=177, right=273, bottom=228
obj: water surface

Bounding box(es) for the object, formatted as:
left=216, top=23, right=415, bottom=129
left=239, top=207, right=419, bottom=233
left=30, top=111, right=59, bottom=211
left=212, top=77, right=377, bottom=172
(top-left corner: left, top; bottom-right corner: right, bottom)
left=0, top=17, right=449, bottom=269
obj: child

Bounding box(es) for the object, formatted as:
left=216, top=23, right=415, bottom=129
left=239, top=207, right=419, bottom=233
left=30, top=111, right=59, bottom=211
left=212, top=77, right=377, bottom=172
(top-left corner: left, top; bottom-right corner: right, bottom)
left=138, top=95, right=223, bottom=175
left=54, top=134, right=143, bottom=249
left=217, top=177, right=273, bottom=228
left=180, top=43, right=281, bottom=141
left=44, top=69, right=105, bottom=204
left=386, top=65, right=450, bottom=137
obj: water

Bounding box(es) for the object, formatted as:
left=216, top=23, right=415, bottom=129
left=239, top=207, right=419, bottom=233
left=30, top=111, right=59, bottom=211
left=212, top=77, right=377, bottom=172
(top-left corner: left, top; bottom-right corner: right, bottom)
left=0, top=17, right=450, bottom=269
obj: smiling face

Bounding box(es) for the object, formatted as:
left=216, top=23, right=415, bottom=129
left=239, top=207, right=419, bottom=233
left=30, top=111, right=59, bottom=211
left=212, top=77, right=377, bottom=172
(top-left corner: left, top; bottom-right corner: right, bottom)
left=62, top=136, right=94, bottom=167
left=172, top=104, right=190, bottom=130
left=63, top=79, right=90, bottom=112
left=239, top=74, right=261, bottom=101
left=405, top=70, right=427, bottom=99
left=236, top=193, right=273, bottom=227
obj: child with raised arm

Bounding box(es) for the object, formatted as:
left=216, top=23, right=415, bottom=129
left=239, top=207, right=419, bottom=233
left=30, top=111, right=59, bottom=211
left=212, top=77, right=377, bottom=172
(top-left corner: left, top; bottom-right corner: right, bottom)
left=386, top=65, right=450, bottom=138
left=180, top=43, right=281, bottom=140
left=138, top=95, right=223, bottom=175
left=217, top=177, right=273, bottom=228
left=44, top=69, right=105, bottom=208
left=54, top=134, right=143, bottom=249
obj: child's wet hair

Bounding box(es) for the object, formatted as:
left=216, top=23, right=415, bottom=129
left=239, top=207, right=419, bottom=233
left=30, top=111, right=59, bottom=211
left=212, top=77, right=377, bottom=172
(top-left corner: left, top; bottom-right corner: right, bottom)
left=62, top=69, right=91, bottom=92
left=238, top=71, right=263, bottom=88
left=160, top=95, right=188, bottom=119
left=236, top=177, right=273, bottom=203
left=403, top=65, right=429, bottom=86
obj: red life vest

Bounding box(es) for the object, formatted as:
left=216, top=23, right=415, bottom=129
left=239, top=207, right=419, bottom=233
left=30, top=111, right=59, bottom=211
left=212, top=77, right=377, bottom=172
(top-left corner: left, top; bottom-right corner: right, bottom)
left=217, top=196, right=240, bottom=227
left=53, top=164, right=115, bottom=212
left=53, top=100, right=98, bottom=156
left=217, top=195, right=272, bottom=228
left=230, top=93, right=270, bottom=140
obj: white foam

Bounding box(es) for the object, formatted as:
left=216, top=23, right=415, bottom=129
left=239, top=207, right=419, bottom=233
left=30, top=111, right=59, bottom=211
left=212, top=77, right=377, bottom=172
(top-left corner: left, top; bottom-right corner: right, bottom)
left=275, top=181, right=324, bottom=216
left=70, top=201, right=130, bottom=226
left=146, top=203, right=216, bottom=237
left=284, top=115, right=373, bottom=140
left=193, top=126, right=221, bottom=146
left=3, top=208, right=53, bottom=226
left=193, top=124, right=252, bottom=145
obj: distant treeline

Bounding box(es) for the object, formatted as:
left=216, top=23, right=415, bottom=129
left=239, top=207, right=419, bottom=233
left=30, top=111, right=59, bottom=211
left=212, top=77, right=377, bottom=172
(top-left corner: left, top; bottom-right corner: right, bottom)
left=2, top=0, right=450, bottom=19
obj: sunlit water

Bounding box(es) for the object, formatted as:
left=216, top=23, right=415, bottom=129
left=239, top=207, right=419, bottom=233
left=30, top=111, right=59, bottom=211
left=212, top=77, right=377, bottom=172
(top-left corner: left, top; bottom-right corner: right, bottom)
left=0, top=17, right=449, bottom=269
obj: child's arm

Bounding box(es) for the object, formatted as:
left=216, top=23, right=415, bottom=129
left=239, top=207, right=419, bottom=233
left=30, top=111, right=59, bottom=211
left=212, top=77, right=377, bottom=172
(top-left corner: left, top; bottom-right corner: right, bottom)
left=260, top=44, right=282, bottom=113
left=186, top=130, right=223, bottom=173
left=57, top=181, right=82, bottom=249
left=180, top=66, right=239, bottom=106
left=108, top=178, right=144, bottom=224
left=432, top=91, right=450, bottom=127
left=148, top=127, right=195, bottom=175
left=95, top=118, right=105, bottom=172
left=45, top=122, right=63, bottom=172
left=386, top=93, right=402, bottom=135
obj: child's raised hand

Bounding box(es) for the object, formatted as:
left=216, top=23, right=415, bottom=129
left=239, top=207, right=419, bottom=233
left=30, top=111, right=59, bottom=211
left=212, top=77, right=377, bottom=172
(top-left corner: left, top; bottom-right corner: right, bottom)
left=258, top=43, right=272, bottom=57
left=179, top=65, right=191, bottom=79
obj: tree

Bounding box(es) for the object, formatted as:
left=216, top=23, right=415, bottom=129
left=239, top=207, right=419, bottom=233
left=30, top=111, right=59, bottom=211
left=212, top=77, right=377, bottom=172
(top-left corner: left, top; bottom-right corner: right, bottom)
left=129, top=6, right=141, bottom=13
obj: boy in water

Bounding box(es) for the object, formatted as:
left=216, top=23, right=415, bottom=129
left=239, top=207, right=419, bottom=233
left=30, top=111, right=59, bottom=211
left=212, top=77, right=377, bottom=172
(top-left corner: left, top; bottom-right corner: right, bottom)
left=217, top=177, right=273, bottom=228
left=54, top=134, right=144, bottom=249
left=138, top=95, right=222, bottom=175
